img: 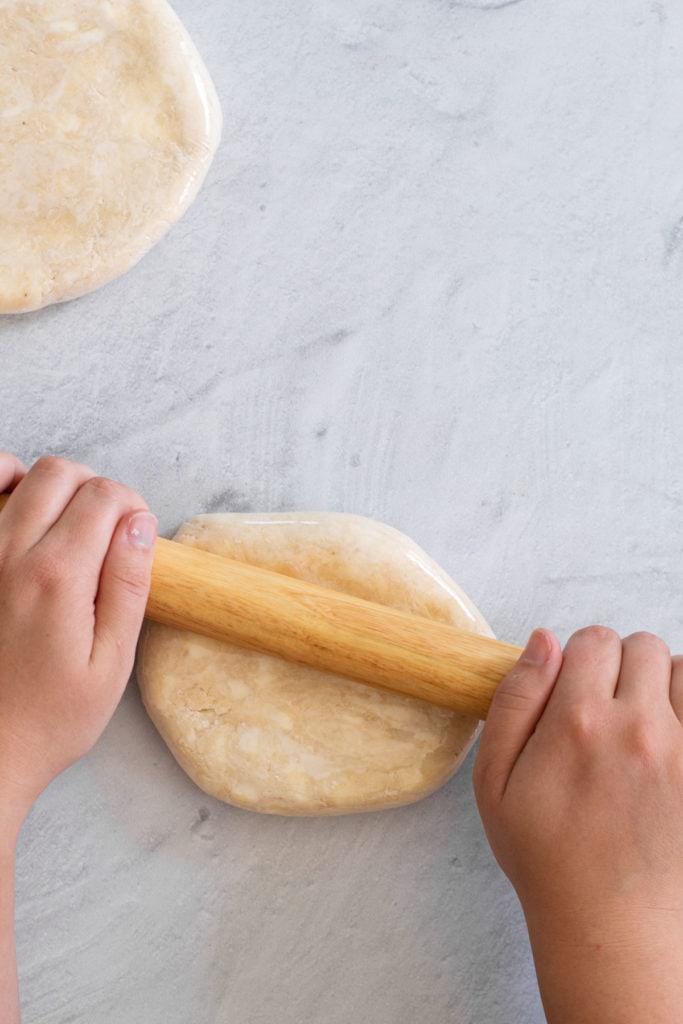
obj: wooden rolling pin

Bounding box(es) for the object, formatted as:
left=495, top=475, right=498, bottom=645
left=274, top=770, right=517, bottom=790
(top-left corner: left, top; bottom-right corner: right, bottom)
left=0, top=492, right=522, bottom=718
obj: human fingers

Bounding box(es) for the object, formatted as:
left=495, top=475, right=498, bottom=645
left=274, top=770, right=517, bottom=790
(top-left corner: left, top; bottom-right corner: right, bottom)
left=473, top=629, right=562, bottom=806
left=543, top=626, right=622, bottom=719
left=614, top=631, right=672, bottom=709
left=36, top=475, right=151, bottom=578
left=0, top=455, right=96, bottom=554
left=670, top=656, right=683, bottom=722
left=0, top=452, right=27, bottom=495
left=90, top=508, right=157, bottom=673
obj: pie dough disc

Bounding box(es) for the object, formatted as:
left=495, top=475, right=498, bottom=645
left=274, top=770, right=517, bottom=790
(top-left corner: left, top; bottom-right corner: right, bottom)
left=0, top=0, right=221, bottom=313
left=138, top=513, right=494, bottom=816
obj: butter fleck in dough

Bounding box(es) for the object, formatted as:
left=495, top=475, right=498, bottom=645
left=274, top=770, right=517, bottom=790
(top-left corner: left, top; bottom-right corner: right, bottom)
left=138, top=514, right=494, bottom=816
left=0, top=0, right=221, bottom=313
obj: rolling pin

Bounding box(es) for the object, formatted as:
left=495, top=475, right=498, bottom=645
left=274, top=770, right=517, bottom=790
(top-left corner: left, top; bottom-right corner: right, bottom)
left=0, top=492, right=522, bottom=718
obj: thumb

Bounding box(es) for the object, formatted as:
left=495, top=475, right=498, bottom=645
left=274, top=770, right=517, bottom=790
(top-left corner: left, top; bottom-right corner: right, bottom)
left=91, top=509, right=157, bottom=673
left=473, top=629, right=561, bottom=805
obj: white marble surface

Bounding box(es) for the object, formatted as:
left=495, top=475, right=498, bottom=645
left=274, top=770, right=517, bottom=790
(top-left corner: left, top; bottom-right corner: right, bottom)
left=4, top=1, right=683, bottom=1021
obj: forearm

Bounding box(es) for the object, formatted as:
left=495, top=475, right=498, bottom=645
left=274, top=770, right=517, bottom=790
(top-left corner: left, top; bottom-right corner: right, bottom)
left=0, top=817, right=20, bottom=1024
left=526, top=907, right=683, bottom=1024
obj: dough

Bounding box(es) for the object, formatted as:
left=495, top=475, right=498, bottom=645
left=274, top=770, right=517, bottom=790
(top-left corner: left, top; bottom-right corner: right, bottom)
left=0, top=0, right=221, bottom=313
left=138, top=513, right=494, bottom=816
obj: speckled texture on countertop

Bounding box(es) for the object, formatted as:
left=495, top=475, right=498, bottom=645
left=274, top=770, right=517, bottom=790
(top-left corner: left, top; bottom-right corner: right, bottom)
left=4, top=1, right=683, bottom=1021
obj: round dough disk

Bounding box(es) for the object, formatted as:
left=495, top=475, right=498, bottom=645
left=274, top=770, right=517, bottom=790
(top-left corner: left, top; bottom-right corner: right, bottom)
left=138, top=513, right=494, bottom=816
left=0, top=0, right=221, bottom=313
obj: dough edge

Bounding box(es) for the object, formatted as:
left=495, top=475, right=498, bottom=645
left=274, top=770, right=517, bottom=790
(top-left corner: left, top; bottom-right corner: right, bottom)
left=0, top=0, right=222, bottom=313
left=138, top=513, right=493, bottom=816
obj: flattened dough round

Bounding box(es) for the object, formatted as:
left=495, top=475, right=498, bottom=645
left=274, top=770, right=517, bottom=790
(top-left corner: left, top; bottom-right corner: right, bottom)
left=0, top=0, right=221, bottom=313
left=138, top=514, right=494, bottom=816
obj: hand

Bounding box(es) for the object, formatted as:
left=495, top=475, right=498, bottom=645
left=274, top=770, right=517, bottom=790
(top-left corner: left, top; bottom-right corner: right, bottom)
left=473, top=626, right=683, bottom=1023
left=0, top=454, right=156, bottom=833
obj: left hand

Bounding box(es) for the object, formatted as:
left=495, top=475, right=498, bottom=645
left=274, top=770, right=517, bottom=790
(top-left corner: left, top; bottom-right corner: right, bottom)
left=0, top=453, right=156, bottom=830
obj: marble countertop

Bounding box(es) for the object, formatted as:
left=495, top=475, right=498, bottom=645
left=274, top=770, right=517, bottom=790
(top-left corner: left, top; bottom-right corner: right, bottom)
left=4, top=1, right=683, bottom=1021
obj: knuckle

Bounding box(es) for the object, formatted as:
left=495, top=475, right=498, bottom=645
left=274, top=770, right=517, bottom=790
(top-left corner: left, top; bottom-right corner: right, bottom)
left=624, top=719, right=661, bottom=768
left=491, top=676, right=536, bottom=715
left=81, top=475, right=121, bottom=504
left=565, top=704, right=601, bottom=746
left=26, top=551, right=68, bottom=592
left=111, top=565, right=151, bottom=601
left=623, top=630, right=669, bottom=654
left=33, top=455, right=73, bottom=481
left=572, top=624, right=620, bottom=648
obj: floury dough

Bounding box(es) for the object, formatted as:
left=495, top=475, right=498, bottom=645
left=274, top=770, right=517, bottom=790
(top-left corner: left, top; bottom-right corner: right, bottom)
left=138, top=513, right=495, bottom=816
left=0, top=0, right=221, bottom=313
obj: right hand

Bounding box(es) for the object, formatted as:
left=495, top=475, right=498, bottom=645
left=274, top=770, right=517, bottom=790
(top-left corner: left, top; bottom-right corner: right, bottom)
left=473, top=625, right=683, bottom=1023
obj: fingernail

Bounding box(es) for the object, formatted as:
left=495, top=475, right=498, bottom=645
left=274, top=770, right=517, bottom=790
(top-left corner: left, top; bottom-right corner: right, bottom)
left=521, top=629, right=550, bottom=665
left=126, top=511, right=157, bottom=550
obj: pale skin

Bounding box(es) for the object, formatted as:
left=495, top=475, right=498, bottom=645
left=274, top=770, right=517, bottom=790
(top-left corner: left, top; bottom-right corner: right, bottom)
left=0, top=453, right=156, bottom=1024
left=1, top=452, right=682, bottom=1023
left=474, top=627, right=683, bottom=1023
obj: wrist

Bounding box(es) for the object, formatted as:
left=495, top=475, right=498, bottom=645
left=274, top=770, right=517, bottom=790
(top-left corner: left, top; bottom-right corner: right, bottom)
left=0, top=751, right=39, bottom=846
left=524, top=901, right=683, bottom=1024
left=0, top=791, right=29, bottom=853
left=0, top=822, right=19, bottom=863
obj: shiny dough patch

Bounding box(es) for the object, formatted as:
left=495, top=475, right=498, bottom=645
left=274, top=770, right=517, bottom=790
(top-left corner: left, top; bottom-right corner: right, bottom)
left=0, top=0, right=221, bottom=313
left=138, top=514, right=494, bottom=816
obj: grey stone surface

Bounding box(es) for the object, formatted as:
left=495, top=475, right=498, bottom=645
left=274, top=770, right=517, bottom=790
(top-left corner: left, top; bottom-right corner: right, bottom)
left=3, top=0, right=683, bottom=1020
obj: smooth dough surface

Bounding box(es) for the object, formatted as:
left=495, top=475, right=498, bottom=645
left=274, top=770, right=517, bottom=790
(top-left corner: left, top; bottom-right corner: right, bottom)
left=138, top=513, right=494, bottom=816
left=0, top=0, right=221, bottom=313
